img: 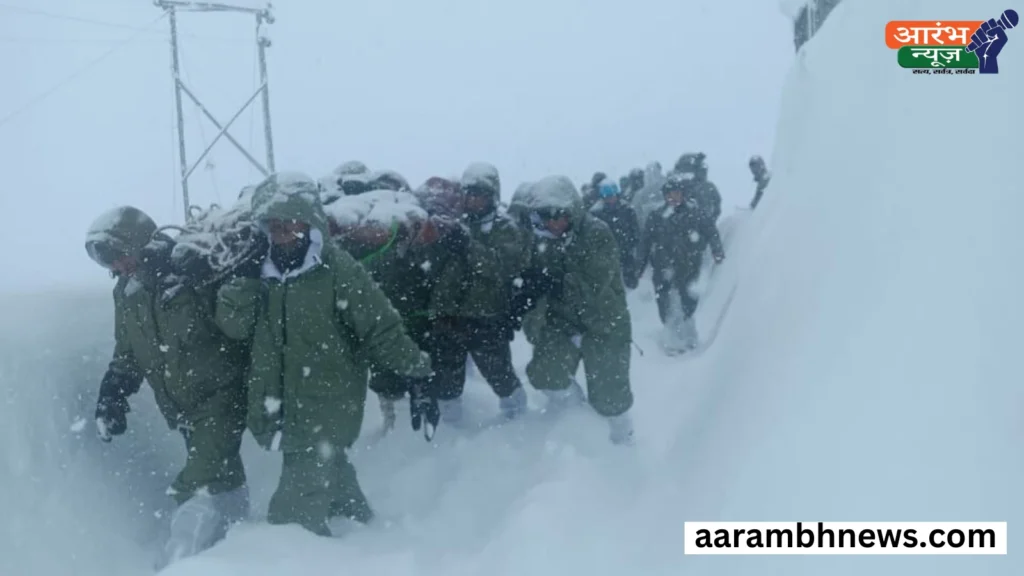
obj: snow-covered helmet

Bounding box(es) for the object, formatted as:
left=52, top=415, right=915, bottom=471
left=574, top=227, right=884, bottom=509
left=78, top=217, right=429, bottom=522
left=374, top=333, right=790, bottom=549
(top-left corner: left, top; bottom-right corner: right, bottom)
left=662, top=171, right=697, bottom=196
left=674, top=152, right=707, bottom=180
left=85, top=206, right=157, bottom=269
left=337, top=160, right=369, bottom=176
left=460, top=162, right=500, bottom=199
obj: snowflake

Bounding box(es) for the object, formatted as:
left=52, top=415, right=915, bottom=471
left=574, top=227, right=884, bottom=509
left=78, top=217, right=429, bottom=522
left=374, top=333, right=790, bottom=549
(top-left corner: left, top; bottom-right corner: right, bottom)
left=264, top=396, right=282, bottom=414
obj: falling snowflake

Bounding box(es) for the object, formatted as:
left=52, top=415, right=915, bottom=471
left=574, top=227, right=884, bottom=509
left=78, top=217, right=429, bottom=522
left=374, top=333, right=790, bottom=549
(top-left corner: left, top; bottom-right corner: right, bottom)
left=317, top=440, right=336, bottom=460
left=689, top=230, right=701, bottom=243
left=420, top=260, right=432, bottom=272
left=303, top=366, right=311, bottom=377
left=159, top=345, right=169, bottom=353
left=264, top=396, right=282, bottom=414
left=69, top=417, right=87, bottom=433
left=337, top=299, right=349, bottom=310
left=513, top=277, right=524, bottom=288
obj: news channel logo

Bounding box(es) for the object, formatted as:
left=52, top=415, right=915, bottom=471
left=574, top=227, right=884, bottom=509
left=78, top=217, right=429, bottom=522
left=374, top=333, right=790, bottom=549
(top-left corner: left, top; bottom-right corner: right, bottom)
left=886, top=10, right=1018, bottom=74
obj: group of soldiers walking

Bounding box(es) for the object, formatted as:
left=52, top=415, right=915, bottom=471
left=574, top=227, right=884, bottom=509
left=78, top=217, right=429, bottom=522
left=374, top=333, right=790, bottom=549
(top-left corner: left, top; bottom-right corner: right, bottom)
left=82, top=151, right=769, bottom=569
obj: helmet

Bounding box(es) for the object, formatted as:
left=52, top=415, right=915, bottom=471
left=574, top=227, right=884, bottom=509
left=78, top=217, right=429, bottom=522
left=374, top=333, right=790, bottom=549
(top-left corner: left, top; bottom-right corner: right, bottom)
left=460, top=162, right=501, bottom=200
left=85, top=206, right=157, bottom=269
left=749, top=155, right=767, bottom=175
left=336, top=160, right=369, bottom=176
left=598, top=179, right=620, bottom=198
left=674, top=152, right=707, bottom=180
left=661, top=171, right=697, bottom=195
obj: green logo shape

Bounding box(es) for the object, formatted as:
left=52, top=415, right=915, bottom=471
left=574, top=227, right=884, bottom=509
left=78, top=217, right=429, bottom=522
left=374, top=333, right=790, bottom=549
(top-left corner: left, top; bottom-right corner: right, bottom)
left=898, top=46, right=979, bottom=68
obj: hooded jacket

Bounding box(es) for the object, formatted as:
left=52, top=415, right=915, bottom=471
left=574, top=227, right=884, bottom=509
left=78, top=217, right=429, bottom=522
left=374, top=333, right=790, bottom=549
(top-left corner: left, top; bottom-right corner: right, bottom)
left=525, top=176, right=631, bottom=339
left=216, top=173, right=432, bottom=452
left=458, top=163, right=532, bottom=321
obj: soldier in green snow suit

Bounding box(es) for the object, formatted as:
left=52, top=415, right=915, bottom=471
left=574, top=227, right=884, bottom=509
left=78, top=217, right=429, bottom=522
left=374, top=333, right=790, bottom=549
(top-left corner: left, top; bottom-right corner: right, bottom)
left=216, top=172, right=433, bottom=536
left=430, top=162, right=533, bottom=423
left=329, top=201, right=467, bottom=433
left=519, top=175, right=635, bottom=445
left=84, top=206, right=250, bottom=568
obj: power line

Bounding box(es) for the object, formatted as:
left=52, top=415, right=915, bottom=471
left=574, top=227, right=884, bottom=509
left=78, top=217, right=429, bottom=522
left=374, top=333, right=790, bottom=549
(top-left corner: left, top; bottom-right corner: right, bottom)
left=0, top=4, right=247, bottom=41
left=0, top=3, right=155, bottom=32
left=0, top=13, right=169, bottom=131
left=0, top=35, right=248, bottom=44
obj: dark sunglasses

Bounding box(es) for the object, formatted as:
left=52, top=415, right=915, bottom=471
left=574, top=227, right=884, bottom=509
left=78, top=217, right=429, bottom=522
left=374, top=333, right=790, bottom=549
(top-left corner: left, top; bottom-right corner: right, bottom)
left=534, top=208, right=568, bottom=221
left=463, top=185, right=493, bottom=197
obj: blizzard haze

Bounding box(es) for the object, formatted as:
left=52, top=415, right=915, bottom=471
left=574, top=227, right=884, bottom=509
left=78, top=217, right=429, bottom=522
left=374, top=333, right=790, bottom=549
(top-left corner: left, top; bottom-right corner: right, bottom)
left=0, top=0, right=792, bottom=292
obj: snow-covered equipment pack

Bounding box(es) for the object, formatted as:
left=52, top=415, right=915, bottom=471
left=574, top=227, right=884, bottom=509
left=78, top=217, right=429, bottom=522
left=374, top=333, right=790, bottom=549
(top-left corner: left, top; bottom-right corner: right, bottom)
left=157, top=187, right=267, bottom=287
left=367, top=169, right=411, bottom=192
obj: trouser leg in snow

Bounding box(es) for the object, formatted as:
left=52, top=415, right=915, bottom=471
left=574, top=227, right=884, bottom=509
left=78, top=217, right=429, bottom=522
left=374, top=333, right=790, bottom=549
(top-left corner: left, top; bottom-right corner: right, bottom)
left=521, top=299, right=547, bottom=345
left=170, top=412, right=247, bottom=505
left=526, top=325, right=633, bottom=417
left=653, top=270, right=674, bottom=324
left=268, top=448, right=373, bottom=536
left=429, top=322, right=469, bottom=401
left=466, top=319, right=523, bottom=399
left=676, top=268, right=700, bottom=319
left=158, top=485, right=250, bottom=570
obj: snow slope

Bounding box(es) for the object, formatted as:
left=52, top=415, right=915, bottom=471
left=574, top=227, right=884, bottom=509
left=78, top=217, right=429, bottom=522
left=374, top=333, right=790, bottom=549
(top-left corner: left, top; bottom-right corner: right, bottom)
left=1, top=0, right=1021, bottom=574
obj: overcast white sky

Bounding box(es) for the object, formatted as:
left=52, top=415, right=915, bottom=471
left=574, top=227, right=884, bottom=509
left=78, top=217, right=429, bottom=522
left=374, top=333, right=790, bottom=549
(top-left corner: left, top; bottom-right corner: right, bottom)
left=0, top=0, right=793, bottom=291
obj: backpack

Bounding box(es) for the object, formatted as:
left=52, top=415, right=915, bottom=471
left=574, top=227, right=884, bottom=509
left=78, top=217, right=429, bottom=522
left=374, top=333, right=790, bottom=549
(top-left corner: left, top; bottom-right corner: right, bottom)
left=160, top=199, right=267, bottom=288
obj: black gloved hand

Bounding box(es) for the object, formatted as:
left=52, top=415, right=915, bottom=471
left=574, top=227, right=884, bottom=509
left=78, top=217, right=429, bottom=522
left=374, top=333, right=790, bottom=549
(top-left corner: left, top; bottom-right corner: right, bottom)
left=95, top=370, right=134, bottom=442
left=438, top=221, right=469, bottom=256
left=95, top=393, right=129, bottom=442
left=408, top=378, right=439, bottom=441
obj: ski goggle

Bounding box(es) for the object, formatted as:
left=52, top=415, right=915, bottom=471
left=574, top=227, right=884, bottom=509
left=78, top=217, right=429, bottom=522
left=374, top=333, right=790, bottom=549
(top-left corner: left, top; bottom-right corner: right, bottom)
left=532, top=208, right=569, bottom=222
left=463, top=184, right=493, bottom=197
left=86, top=240, right=127, bottom=269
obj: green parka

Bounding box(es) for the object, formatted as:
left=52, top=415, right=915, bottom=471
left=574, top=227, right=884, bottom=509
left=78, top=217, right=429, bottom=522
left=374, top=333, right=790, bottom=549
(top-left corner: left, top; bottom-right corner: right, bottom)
left=338, top=220, right=465, bottom=339
left=527, top=176, right=631, bottom=341
left=459, top=163, right=532, bottom=320
left=87, top=208, right=248, bottom=431
left=216, top=174, right=432, bottom=453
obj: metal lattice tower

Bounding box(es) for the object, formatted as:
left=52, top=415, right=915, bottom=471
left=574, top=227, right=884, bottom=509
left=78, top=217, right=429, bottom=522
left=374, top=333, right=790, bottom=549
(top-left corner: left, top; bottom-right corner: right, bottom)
left=155, top=0, right=276, bottom=221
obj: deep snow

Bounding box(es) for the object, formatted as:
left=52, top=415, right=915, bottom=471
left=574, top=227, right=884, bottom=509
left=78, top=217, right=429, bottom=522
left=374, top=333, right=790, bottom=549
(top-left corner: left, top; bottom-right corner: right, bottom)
left=1, top=0, right=1022, bottom=574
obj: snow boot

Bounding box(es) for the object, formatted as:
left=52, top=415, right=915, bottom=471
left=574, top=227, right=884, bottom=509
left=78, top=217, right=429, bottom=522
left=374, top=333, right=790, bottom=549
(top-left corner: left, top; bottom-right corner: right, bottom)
left=541, top=378, right=586, bottom=415
left=498, top=386, right=528, bottom=420
left=379, top=396, right=397, bottom=432
left=608, top=412, right=635, bottom=446
left=438, top=397, right=465, bottom=427
left=156, top=485, right=249, bottom=570
left=680, top=315, right=699, bottom=350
